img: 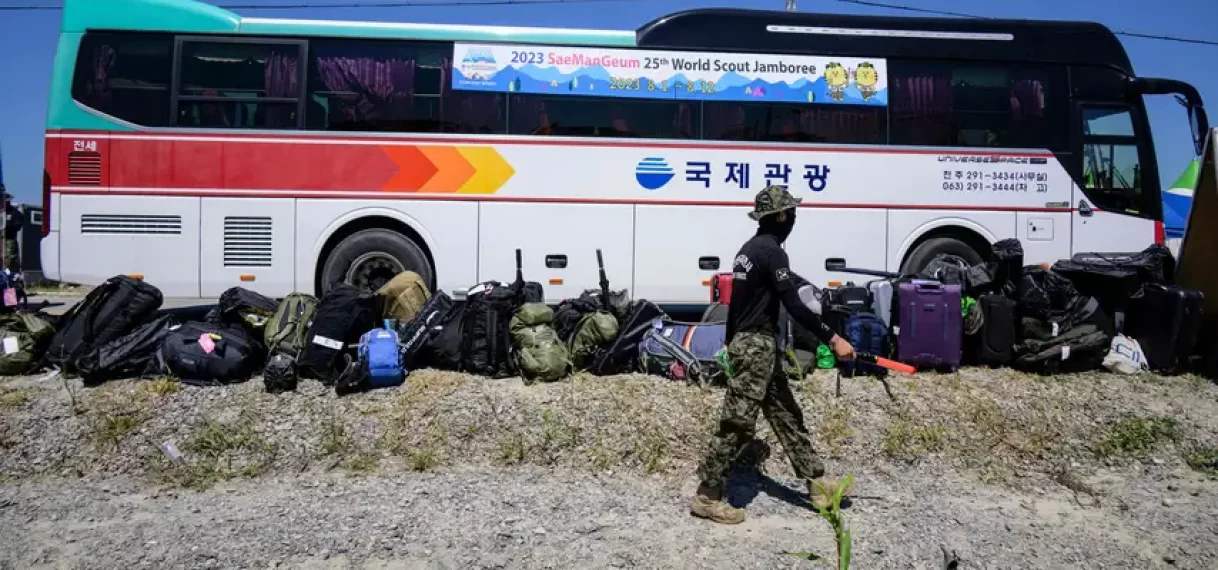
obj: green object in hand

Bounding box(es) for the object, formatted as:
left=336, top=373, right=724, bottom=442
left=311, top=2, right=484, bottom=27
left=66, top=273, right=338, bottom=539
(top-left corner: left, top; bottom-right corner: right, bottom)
left=715, top=348, right=734, bottom=378
left=961, top=296, right=976, bottom=317
left=816, top=344, right=836, bottom=369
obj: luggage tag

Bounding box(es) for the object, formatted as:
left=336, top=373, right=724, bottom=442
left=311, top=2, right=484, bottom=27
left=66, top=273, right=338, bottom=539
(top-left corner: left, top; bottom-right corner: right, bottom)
left=2, top=288, right=16, bottom=307
left=2, top=336, right=17, bottom=354
left=198, top=333, right=219, bottom=354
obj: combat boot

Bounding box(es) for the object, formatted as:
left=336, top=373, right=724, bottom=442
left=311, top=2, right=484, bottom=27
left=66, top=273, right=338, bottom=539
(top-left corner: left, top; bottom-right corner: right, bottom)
left=690, top=483, right=746, bottom=524
left=808, top=477, right=856, bottom=511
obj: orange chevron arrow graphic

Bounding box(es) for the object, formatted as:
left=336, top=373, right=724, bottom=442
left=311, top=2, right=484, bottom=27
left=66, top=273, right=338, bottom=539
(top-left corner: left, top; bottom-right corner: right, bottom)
left=380, top=145, right=438, bottom=192
left=417, top=146, right=475, bottom=193
left=455, top=146, right=515, bottom=194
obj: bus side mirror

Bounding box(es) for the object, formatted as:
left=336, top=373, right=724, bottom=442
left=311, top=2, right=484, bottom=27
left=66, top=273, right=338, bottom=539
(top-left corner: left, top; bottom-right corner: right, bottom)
left=825, top=258, right=847, bottom=272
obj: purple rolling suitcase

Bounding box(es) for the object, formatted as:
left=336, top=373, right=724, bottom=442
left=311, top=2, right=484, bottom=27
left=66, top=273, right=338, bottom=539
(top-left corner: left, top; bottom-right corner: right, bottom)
left=896, top=279, right=962, bottom=371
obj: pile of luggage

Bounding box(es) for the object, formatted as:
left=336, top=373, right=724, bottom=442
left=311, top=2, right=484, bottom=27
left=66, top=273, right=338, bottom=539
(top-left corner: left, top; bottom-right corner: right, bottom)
left=2, top=240, right=1202, bottom=391
left=0, top=249, right=730, bottom=393
left=762, top=238, right=1202, bottom=379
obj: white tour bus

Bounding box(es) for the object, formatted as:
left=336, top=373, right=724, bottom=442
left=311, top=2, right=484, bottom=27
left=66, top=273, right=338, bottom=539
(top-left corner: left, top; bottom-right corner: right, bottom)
left=42, top=0, right=1208, bottom=304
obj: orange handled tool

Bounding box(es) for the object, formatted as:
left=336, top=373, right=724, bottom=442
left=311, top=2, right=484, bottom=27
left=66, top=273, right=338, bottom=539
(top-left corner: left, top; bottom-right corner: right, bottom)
left=855, top=353, right=917, bottom=375
left=835, top=353, right=910, bottom=401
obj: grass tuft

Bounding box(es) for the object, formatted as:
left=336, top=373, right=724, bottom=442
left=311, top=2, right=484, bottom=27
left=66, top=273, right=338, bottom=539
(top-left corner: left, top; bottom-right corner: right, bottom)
left=1096, top=416, right=1181, bottom=459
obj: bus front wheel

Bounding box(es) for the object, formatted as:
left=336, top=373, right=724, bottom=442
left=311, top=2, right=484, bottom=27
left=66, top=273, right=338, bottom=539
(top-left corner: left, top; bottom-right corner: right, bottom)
left=320, top=228, right=433, bottom=295
left=899, top=237, right=985, bottom=276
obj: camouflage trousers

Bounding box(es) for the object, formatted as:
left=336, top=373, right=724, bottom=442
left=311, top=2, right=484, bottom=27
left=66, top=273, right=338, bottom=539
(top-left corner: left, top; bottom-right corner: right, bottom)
left=696, top=331, right=824, bottom=493
left=3, top=239, right=18, bottom=273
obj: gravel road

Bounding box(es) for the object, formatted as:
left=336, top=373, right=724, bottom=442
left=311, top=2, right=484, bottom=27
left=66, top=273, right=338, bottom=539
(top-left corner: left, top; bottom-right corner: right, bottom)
left=3, top=458, right=1216, bottom=569
left=3, top=367, right=1217, bottom=569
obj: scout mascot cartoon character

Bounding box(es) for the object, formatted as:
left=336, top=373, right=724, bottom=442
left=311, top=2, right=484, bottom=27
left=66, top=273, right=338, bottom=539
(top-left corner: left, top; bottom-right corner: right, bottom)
left=854, top=62, right=878, bottom=101
left=824, top=62, right=849, bottom=101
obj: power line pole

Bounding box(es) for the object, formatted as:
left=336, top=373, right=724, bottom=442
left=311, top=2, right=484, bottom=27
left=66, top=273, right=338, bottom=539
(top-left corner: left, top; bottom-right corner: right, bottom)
left=786, top=0, right=796, bottom=10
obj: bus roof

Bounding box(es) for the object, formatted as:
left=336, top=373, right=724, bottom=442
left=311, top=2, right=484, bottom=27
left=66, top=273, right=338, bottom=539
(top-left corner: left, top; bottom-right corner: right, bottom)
left=61, top=0, right=1133, bottom=73
left=59, top=0, right=636, bottom=46
left=638, top=9, right=1133, bottom=75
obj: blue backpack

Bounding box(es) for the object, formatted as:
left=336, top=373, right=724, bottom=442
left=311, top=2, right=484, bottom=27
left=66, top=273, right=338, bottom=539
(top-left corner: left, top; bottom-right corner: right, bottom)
left=358, top=326, right=404, bottom=388
left=841, top=312, right=890, bottom=378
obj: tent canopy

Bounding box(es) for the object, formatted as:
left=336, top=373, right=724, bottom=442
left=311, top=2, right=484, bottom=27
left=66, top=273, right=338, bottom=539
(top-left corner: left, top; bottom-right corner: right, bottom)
left=1164, top=158, right=1200, bottom=239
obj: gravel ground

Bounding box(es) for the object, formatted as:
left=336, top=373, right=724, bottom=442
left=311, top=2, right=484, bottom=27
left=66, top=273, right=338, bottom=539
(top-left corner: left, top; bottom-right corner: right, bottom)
left=2, top=368, right=1218, bottom=569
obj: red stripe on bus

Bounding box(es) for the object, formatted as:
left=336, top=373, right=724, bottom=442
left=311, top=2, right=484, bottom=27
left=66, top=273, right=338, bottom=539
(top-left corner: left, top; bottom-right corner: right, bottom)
left=50, top=187, right=1077, bottom=212
left=46, top=129, right=1057, bottom=157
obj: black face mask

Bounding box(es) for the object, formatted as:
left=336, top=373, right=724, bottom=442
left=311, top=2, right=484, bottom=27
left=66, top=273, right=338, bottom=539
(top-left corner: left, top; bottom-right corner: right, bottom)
left=759, top=211, right=797, bottom=243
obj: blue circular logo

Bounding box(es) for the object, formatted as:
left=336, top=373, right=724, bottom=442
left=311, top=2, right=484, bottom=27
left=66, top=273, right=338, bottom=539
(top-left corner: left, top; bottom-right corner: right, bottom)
left=635, top=157, right=675, bottom=190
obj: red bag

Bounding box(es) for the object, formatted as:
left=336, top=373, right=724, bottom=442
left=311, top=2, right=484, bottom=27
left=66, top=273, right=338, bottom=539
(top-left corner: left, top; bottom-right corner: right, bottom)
left=710, top=273, right=733, bottom=304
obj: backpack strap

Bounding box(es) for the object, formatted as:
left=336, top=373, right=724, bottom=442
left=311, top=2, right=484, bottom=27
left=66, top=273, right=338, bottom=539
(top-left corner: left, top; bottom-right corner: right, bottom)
left=649, top=330, right=704, bottom=386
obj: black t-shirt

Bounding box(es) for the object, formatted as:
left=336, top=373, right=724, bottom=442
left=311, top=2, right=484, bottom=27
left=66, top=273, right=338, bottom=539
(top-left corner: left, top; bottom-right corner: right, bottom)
left=726, top=233, right=800, bottom=341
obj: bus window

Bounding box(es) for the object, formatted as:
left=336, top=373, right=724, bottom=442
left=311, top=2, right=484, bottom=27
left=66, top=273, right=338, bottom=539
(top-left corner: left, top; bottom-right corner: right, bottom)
left=71, top=32, right=174, bottom=126
left=889, top=61, right=1067, bottom=151
left=1081, top=106, right=1146, bottom=214
left=175, top=40, right=302, bottom=129
left=703, top=102, right=885, bottom=144
left=507, top=95, right=691, bottom=139
left=305, top=39, right=503, bottom=134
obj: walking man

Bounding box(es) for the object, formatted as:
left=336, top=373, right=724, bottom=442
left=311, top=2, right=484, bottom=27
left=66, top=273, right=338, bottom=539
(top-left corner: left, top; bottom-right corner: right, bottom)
left=691, top=185, right=856, bottom=525
left=2, top=190, right=22, bottom=274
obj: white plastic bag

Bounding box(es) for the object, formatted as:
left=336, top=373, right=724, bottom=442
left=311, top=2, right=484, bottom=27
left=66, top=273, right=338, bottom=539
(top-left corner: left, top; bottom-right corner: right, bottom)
left=1102, top=334, right=1149, bottom=374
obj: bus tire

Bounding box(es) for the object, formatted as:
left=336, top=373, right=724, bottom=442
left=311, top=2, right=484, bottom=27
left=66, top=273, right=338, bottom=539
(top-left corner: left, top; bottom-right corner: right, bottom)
left=701, top=302, right=729, bottom=323
left=900, top=236, right=985, bottom=276
left=320, top=228, right=433, bottom=295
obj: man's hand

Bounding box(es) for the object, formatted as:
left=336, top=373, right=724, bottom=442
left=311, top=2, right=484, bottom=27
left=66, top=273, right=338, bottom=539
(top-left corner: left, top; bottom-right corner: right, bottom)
left=830, top=335, right=856, bottom=361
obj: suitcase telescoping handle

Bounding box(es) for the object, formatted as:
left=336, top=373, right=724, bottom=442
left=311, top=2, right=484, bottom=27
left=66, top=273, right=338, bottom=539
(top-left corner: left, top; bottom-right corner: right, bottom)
left=824, top=258, right=904, bottom=280
left=596, top=248, right=611, bottom=308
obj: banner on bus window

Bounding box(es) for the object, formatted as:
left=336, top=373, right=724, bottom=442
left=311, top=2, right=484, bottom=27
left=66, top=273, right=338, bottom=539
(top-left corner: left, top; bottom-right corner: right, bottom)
left=451, top=42, right=888, bottom=106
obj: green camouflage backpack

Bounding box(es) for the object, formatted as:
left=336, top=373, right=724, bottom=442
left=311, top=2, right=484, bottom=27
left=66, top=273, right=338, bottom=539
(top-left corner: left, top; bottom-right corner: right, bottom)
left=0, top=312, right=55, bottom=375
left=569, top=311, right=618, bottom=370
left=264, top=293, right=318, bottom=357
left=510, top=303, right=569, bottom=384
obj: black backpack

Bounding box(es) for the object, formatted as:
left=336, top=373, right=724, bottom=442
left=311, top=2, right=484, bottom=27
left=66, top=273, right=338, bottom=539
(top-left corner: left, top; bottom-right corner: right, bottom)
left=592, top=300, right=667, bottom=376
left=461, top=281, right=520, bottom=377
left=396, top=291, right=454, bottom=370
left=460, top=250, right=540, bottom=377
left=207, top=287, right=280, bottom=333
left=45, top=275, right=163, bottom=372
left=159, top=321, right=261, bottom=385
left=422, top=301, right=464, bottom=371
left=297, top=284, right=378, bottom=385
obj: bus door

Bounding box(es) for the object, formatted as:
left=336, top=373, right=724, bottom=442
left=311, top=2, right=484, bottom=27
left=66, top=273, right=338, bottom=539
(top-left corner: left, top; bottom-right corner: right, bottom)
left=1070, top=71, right=1208, bottom=254
left=1070, top=100, right=1161, bottom=254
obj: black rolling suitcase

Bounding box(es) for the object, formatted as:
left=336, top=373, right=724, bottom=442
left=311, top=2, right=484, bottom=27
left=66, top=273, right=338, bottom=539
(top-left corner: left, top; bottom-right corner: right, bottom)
left=1126, top=284, right=1203, bottom=374
left=973, top=294, right=1017, bottom=366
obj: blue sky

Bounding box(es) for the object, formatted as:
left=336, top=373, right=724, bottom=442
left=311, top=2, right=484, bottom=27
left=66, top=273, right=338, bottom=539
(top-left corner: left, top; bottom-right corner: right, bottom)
left=1, top=0, right=1215, bottom=204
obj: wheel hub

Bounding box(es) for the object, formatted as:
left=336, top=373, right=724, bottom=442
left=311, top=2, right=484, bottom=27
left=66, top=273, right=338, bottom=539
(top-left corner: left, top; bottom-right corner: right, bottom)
left=345, top=252, right=404, bottom=292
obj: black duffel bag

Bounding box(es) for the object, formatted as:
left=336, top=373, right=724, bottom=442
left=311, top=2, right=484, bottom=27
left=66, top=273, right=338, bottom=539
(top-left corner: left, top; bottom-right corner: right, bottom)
left=159, top=322, right=261, bottom=385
